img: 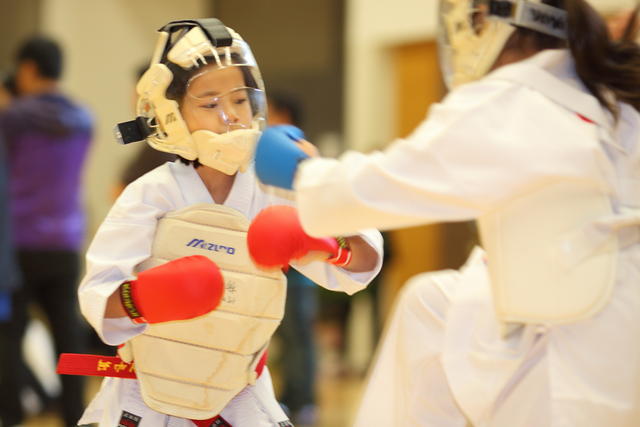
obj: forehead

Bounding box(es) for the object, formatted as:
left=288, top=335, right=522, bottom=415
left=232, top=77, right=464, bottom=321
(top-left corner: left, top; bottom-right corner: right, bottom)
left=187, top=65, right=246, bottom=98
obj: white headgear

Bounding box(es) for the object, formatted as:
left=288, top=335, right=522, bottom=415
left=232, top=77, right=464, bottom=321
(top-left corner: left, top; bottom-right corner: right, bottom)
left=438, top=0, right=568, bottom=88
left=115, top=19, right=267, bottom=175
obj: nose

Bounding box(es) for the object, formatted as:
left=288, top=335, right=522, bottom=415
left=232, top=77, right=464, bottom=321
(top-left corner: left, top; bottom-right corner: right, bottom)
left=220, top=100, right=241, bottom=129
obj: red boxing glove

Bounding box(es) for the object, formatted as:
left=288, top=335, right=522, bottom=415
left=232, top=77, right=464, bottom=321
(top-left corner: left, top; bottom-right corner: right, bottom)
left=120, top=255, right=224, bottom=324
left=247, top=205, right=352, bottom=268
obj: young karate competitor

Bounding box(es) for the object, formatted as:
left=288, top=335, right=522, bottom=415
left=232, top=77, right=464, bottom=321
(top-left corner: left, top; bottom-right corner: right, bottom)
left=68, top=18, right=383, bottom=427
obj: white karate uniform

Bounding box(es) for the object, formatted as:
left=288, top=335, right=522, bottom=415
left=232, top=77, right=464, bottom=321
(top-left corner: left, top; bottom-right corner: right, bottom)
left=293, top=49, right=640, bottom=426
left=77, top=161, right=383, bottom=427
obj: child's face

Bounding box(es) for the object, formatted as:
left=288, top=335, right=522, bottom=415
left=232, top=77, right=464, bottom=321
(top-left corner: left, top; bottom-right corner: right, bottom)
left=181, top=65, right=254, bottom=134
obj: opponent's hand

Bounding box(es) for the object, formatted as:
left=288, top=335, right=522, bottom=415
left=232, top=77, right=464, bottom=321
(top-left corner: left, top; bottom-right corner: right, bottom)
left=254, top=125, right=310, bottom=190
left=247, top=205, right=351, bottom=269
left=120, top=255, right=224, bottom=324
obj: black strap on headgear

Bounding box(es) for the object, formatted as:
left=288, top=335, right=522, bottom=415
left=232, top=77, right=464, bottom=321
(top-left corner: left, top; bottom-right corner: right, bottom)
left=158, top=18, right=233, bottom=63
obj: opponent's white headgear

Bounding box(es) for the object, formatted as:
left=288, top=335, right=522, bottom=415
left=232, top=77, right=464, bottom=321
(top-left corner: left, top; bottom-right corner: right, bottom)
left=115, top=19, right=266, bottom=175
left=438, top=0, right=568, bottom=88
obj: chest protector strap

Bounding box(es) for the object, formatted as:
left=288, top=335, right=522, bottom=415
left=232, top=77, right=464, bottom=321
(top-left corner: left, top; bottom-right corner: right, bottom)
left=120, top=204, right=286, bottom=420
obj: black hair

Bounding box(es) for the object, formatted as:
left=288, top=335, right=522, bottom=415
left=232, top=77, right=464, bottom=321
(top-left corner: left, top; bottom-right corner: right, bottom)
left=166, top=61, right=205, bottom=168
left=177, top=156, right=202, bottom=167
left=2, top=74, right=17, bottom=97
left=267, top=92, right=304, bottom=127
left=165, top=55, right=260, bottom=102
left=16, top=36, right=63, bottom=80
left=504, top=0, right=640, bottom=118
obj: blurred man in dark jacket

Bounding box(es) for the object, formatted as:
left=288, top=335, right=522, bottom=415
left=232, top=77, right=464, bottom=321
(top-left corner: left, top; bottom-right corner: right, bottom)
left=0, top=35, right=92, bottom=427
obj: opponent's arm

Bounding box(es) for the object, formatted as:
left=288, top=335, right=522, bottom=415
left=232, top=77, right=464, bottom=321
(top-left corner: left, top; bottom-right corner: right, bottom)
left=253, top=91, right=554, bottom=237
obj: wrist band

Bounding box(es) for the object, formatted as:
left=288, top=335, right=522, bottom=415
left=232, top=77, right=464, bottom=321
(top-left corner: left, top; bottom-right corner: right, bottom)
left=327, top=237, right=352, bottom=267
left=335, top=236, right=348, bottom=249
left=119, top=282, right=147, bottom=324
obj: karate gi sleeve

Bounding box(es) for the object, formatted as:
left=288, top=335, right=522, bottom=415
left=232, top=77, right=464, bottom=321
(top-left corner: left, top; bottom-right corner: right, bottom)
left=78, top=171, right=179, bottom=345
left=290, top=227, right=384, bottom=295
left=293, top=80, right=607, bottom=237
left=260, top=189, right=384, bottom=295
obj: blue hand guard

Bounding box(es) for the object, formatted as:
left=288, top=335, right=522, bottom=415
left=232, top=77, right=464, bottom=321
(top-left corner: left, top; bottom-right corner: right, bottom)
left=255, top=125, right=309, bottom=190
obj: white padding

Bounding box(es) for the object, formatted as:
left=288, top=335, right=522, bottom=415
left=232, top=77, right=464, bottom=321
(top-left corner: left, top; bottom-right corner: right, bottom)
left=479, top=180, right=617, bottom=324
left=128, top=204, right=286, bottom=419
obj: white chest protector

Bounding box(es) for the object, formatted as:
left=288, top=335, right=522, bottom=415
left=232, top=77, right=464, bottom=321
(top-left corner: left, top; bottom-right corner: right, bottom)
left=478, top=63, right=640, bottom=327
left=119, top=204, right=286, bottom=420
left=478, top=179, right=618, bottom=326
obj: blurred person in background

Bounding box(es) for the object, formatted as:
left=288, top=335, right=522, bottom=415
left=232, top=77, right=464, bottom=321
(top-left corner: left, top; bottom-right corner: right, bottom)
left=0, top=71, right=50, bottom=425
left=0, top=75, right=21, bottom=416
left=253, top=0, right=640, bottom=425
left=0, top=35, right=93, bottom=427
left=266, top=93, right=319, bottom=426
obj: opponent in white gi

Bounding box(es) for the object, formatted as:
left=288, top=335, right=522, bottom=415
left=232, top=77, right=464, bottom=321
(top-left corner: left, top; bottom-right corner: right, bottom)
left=252, top=1, right=640, bottom=426
left=74, top=18, right=383, bottom=427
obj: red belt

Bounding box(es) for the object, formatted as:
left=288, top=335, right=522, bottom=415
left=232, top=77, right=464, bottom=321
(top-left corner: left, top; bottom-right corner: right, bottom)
left=57, top=351, right=268, bottom=427
left=57, top=353, right=136, bottom=378
left=56, top=351, right=268, bottom=379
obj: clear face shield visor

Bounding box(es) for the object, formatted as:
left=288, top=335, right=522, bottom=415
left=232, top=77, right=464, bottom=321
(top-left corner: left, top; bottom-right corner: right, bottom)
left=437, top=0, right=567, bottom=88
left=184, top=67, right=267, bottom=134
left=161, top=25, right=268, bottom=133
left=175, top=61, right=267, bottom=174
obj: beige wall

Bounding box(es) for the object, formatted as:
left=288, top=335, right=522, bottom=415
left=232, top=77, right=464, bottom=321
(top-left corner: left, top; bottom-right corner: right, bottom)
left=589, top=0, right=638, bottom=15
left=0, top=0, right=41, bottom=70
left=344, top=0, right=438, bottom=152
left=40, top=0, right=211, bottom=239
